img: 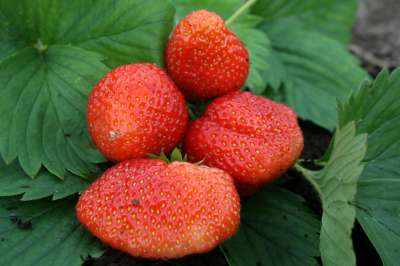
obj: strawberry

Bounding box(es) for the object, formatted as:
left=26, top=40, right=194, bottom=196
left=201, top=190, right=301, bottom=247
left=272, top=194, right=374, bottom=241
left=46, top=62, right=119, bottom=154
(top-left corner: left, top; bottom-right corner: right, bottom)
left=165, top=10, right=249, bottom=101
left=76, top=159, right=240, bottom=259
left=184, top=91, right=303, bottom=196
left=87, top=63, right=188, bottom=161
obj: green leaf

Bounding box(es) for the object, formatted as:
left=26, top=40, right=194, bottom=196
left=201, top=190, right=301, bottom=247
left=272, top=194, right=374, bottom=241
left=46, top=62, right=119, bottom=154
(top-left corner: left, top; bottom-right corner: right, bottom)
left=296, top=122, right=367, bottom=266
left=0, top=10, right=25, bottom=61
left=0, top=196, right=104, bottom=266
left=261, top=20, right=368, bottom=130
left=230, top=15, right=271, bottom=94
left=0, top=46, right=107, bottom=178
left=0, top=0, right=175, bottom=178
left=0, top=0, right=174, bottom=67
left=171, top=0, right=241, bottom=21
left=253, top=0, right=363, bottom=126
left=147, top=150, right=170, bottom=163
left=63, top=0, right=174, bottom=68
left=338, top=69, right=400, bottom=266
left=252, top=0, right=357, bottom=44
left=0, top=159, right=91, bottom=201
left=221, top=186, right=320, bottom=266
left=170, top=147, right=184, bottom=162
left=0, top=0, right=60, bottom=45
left=297, top=0, right=358, bottom=44
left=251, top=0, right=330, bottom=21
left=148, top=147, right=188, bottom=163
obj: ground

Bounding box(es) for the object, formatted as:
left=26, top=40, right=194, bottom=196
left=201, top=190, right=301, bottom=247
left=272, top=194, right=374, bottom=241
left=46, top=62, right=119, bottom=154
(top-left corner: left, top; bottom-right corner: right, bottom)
left=352, top=0, right=400, bottom=75
left=85, top=1, right=399, bottom=265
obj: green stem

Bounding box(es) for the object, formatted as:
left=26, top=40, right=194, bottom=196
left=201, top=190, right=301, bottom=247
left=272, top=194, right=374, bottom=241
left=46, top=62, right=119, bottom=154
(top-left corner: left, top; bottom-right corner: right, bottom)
left=293, top=163, right=323, bottom=201
left=225, top=0, right=258, bottom=26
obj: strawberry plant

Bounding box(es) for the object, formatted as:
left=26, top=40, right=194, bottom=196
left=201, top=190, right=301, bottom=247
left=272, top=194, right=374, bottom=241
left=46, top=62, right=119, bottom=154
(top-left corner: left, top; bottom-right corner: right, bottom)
left=0, top=1, right=399, bottom=266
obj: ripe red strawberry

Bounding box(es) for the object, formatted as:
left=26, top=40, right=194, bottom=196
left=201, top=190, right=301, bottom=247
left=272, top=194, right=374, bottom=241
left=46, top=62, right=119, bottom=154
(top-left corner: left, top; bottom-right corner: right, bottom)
left=76, top=159, right=240, bottom=259
left=184, top=91, right=303, bottom=196
left=165, top=10, right=249, bottom=101
left=87, top=63, right=188, bottom=161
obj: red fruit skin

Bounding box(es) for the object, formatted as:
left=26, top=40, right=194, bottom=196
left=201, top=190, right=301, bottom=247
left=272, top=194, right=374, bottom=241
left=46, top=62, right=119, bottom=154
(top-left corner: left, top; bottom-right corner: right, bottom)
left=184, top=91, right=304, bottom=196
left=166, top=10, right=249, bottom=101
left=76, top=159, right=240, bottom=259
left=87, top=64, right=188, bottom=161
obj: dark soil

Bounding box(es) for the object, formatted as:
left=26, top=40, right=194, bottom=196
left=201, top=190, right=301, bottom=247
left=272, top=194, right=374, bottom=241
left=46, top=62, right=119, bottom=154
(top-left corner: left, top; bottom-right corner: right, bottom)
left=86, top=1, right=396, bottom=265
left=353, top=222, right=382, bottom=266
left=352, top=0, right=400, bottom=76
left=84, top=248, right=227, bottom=266
left=282, top=120, right=331, bottom=217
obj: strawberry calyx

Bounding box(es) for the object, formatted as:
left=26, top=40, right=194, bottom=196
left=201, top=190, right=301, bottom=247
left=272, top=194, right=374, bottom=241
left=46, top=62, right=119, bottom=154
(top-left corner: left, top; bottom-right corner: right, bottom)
left=147, top=147, right=188, bottom=163
left=148, top=147, right=206, bottom=166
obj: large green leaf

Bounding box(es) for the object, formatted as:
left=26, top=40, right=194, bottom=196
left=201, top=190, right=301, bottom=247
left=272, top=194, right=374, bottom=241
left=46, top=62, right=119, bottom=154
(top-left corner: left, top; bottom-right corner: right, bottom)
left=172, top=0, right=241, bottom=21
left=261, top=20, right=367, bottom=130
left=221, top=186, right=320, bottom=266
left=338, top=69, right=400, bottom=266
left=60, top=0, right=174, bottom=68
left=296, top=122, right=367, bottom=266
left=252, top=0, right=364, bottom=128
left=0, top=159, right=91, bottom=201
left=251, top=0, right=330, bottom=21
left=0, top=0, right=175, bottom=178
left=0, top=46, right=107, bottom=178
left=0, top=0, right=174, bottom=67
left=0, top=10, right=25, bottom=61
left=297, top=0, right=358, bottom=44
left=0, top=196, right=104, bottom=266
left=251, top=0, right=357, bottom=44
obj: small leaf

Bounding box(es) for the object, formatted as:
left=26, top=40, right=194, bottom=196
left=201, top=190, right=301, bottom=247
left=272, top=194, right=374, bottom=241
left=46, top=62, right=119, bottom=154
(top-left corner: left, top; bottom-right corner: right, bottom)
left=338, top=68, right=400, bottom=266
left=296, top=122, right=367, bottom=266
left=221, top=186, right=320, bottom=266
left=147, top=150, right=170, bottom=163
left=170, top=148, right=184, bottom=162
left=0, top=196, right=104, bottom=266
left=148, top=148, right=188, bottom=163
left=0, top=159, right=91, bottom=201
left=159, top=152, right=170, bottom=163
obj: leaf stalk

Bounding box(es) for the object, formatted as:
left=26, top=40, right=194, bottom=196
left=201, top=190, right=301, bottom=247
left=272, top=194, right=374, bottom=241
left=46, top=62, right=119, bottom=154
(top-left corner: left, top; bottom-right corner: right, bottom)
left=293, top=163, right=324, bottom=202
left=225, top=0, right=258, bottom=26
